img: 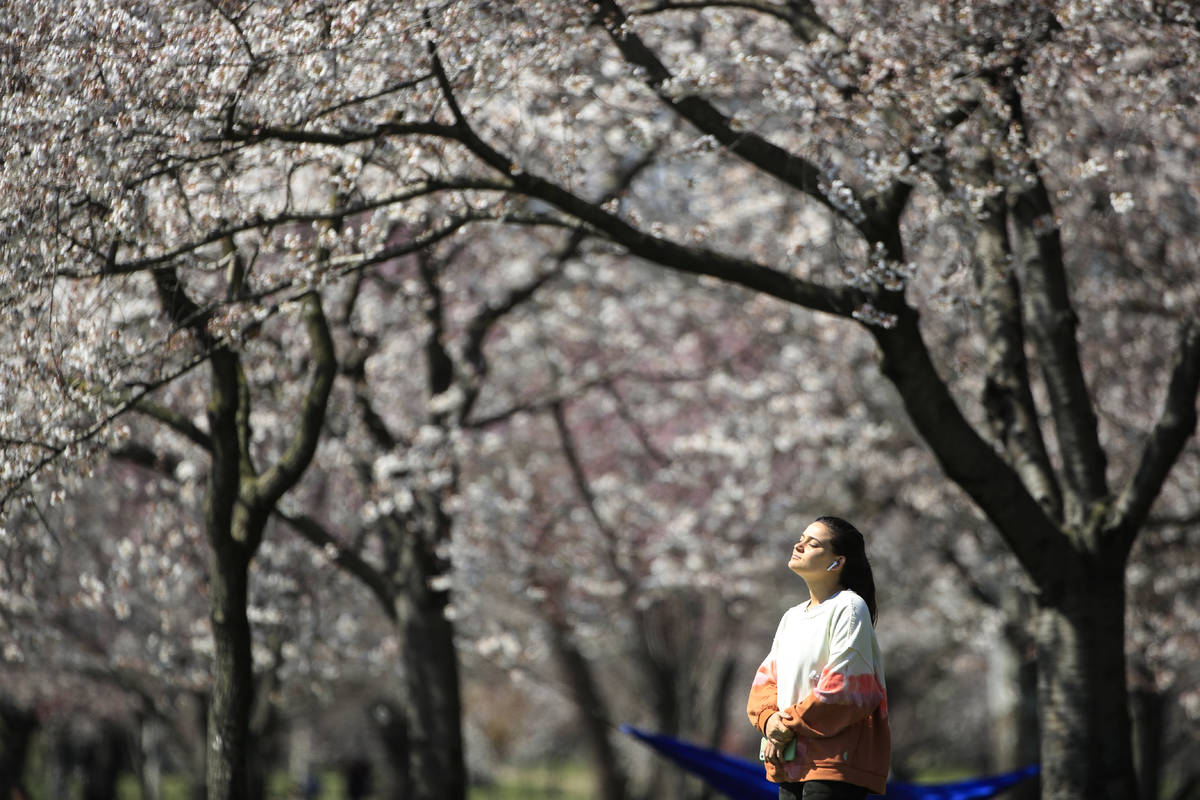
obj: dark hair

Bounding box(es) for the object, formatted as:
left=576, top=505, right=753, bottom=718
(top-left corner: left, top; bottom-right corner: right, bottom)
left=816, top=515, right=878, bottom=624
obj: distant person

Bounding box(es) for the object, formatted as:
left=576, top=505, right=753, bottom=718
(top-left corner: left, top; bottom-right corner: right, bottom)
left=301, top=771, right=320, bottom=800
left=344, top=758, right=371, bottom=800
left=747, top=516, right=891, bottom=800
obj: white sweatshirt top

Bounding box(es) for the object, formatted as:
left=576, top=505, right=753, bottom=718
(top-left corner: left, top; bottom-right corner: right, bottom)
left=747, top=588, right=890, bottom=792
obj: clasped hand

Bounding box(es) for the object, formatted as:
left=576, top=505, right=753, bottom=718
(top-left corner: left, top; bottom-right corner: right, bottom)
left=762, top=711, right=796, bottom=766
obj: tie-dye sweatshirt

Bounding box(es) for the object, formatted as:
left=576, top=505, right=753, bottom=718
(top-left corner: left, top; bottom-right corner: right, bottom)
left=746, top=589, right=890, bottom=794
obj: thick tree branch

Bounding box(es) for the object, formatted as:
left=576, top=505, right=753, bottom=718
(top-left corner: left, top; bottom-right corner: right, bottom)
left=423, top=44, right=861, bottom=317
left=252, top=292, right=337, bottom=509
left=594, top=0, right=913, bottom=247
left=971, top=174, right=1062, bottom=518
left=108, top=441, right=186, bottom=477
left=205, top=346, right=244, bottom=552
left=594, top=1, right=869, bottom=228
left=1109, top=321, right=1200, bottom=553
left=870, top=305, right=1067, bottom=584
left=150, top=265, right=215, bottom=344
left=342, top=338, right=402, bottom=452
left=275, top=508, right=397, bottom=617
left=235, top=354, right=255, bottom=481
left=221, top=116, right=457, bottom=147
left=630, top=0, right=839, bottom=43
left=208, top=47, right=861, bottom=318
left=1004, top=83, right=1109, bottom=524
left=416, top=249, right=456, bottom=410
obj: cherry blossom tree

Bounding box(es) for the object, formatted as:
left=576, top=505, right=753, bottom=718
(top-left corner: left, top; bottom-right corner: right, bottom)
left=448, top=279, right=913, bottom=799
left=5, top=3, right=1199, bottom=800
left=0, top=449, right=211, bottom=799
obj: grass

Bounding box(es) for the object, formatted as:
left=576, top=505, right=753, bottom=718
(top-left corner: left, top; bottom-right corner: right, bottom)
left=75, top=763, right=592, bottom=800
left=470, top=761, right=594, bottom=800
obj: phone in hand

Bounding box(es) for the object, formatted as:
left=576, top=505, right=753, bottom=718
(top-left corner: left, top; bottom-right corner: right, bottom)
left=759, top=736, right=797, bottom=762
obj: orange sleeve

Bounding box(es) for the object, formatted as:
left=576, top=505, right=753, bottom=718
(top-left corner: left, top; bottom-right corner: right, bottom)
left=746, top=652, right=779, bottom=734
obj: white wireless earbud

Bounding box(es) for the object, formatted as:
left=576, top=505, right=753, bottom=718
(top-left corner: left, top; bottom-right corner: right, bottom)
left=826, top=560, right=840, bottom=572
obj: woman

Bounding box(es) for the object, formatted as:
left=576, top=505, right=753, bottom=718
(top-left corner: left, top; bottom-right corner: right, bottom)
left=747, top=516, right=890, bottom=799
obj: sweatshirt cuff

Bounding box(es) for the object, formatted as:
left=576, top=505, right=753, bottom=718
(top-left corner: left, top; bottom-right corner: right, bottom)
left=756, top=707, right=778, bottom=734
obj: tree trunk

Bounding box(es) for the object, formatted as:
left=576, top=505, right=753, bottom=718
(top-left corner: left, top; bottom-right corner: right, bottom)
left=369, top=699, right=408, bottom=798
left=206, top=539, right=255, bottom=800
left=147, top=284, right=334, bottom=800
left=0, top=700, right=37, bottom=800
left=1129, top=661, right=1164, bottom=800
left=187, top=692, right=209, bottom=800
left=545, top=616, right=629, bottom=800
left=136, top=715, right=165, bottom=800
left=203, top=344, right=254, bottom=800
left=80, top=720, right=126, bottom=800
left=986, top=590, right=1040, bottom=800
left=396, top=522, right=466, bottom=800
left=1035, top=554, right=1137, bottom=800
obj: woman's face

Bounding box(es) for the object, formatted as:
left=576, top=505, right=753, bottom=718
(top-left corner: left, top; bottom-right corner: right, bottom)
left=788, top=521, right=836, bottom=576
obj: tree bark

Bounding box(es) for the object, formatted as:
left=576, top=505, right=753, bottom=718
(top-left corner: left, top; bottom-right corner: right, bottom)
left=136, top=714, right=166, bottom=800
left=0, top=700, right=37, bottom=800
left=544, top=614, right=629, bottom=800
left=1129, top=661, right=1164, bottom=800
left=204, top=348, right=255, bottom=800
left=149, top=272, right=337, bottom=800
left=1035, top=554, right=1136, bottom=800
left=987, top=616, right=1040, bottom=800
left=80, top=719, right=128, bottom=800
left=394, top=516, right=466, bottom=800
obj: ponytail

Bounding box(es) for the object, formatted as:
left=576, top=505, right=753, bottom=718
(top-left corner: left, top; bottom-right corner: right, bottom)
left=816, top=515, right=878, bottom=625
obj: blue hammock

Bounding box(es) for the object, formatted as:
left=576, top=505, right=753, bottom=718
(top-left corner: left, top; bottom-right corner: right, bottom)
left=621, top=725, right=1039, bottom=800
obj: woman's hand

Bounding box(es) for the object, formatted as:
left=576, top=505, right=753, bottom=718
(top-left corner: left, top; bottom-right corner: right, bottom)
left=764, top=710, right=796, bottom=746
left=761, top=737, right=789, bottom=767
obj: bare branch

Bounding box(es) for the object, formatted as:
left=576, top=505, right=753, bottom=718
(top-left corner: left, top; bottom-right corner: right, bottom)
left=465, top=375, right=620, bottom=430
left=422, top=43, right=862, bottom=317
left=309, top=73, right=437, bottom=122
left=551, top=401, right=629, bottom=583
left=630, top=0, right=839, bottom=44
left=970, top=167, right=1061, bottom=518
left=604, top=382, right=672, bottom=467
left=0, top=350, right=211, bottom=513
left=109, top=440, right=186, bottom=477
left=938, top=543, right=1001, bottom=611
left=128, top=398, right=213, bottom=451
left=150, top=265, right=215, bottom=343
left=592, top=0, right=912, bottom=247
left=459, top=145, right=663, bottom=420
left=1003, top=81, right=1109, bottom=524
left=221, top=116, right=458, bottom=147
left=592, top=3, right=830, bottom=212
left=1110, top=321, right=1200, bottom=553
left=870, top=306, right=1067, bottom=584
left=59, top=180, right=509, bottom=278
left=275, top=508, right=397, bottom=618
left=252, top=292, right=337, bottom=509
